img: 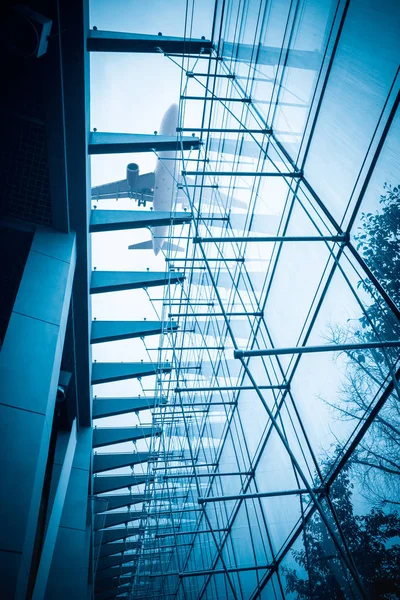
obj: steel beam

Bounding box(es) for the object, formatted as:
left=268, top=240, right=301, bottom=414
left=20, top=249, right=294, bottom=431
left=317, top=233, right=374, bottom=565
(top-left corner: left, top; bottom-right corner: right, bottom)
left=93, top=397, right=166, bottom=419
left=95, top=511, right=147, bottom=530
left=90, top=271, right=184, bottom=294
left=96, top=581, right=130, bottom=593
left=97, top=555, right=137, bottom=571
left=95, top=527, right=145, bottom=545
left=95, top=574, right=123, bottom=588
left=91, top=320, right=177, bottom=344
left=94, top=475, right=152, bottom=495
left=95, top=565, right=138, bottom=580
left=93, top=427, right=161, bottom=448
left=94, top=494, right=148, bottom=512
left=90, top=210, right=192, bottom=232
left=96, top=589, right=129, bottom=600
left=89, top=133, right=200, bottom=155
left=99, top=541, right=142, bottom=558
left=87, top=30, right=212, bottom=55
left=234, top=340, right=400, bottom=359
left=91, top=362, right=172, bottom=385
left=94, top=452, right=151, bottom=473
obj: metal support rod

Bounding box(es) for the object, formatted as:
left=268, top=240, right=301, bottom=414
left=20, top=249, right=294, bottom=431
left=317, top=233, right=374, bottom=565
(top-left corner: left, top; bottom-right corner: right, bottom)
left=154, top=529, right=228, bottom=538
left=182, top=170, right=300, bottom=177
left=161, top=157, right=209, bottom=162
left=177, top=127, right=271, bottom=134
left=168, top=311, right=263, bottom=318
left=148, top=508, right=203, bottom=515
left=175, top=385, right=286, bottom=392
left=162, top=471, right=251, bottom=479
left=148, top=564, right=273, bottom=578
left=143, top=543, right=192, bottom=550
left=147, top=346, right=224, bottom=351
left=234, top=340, right=400, bottom=359
left=152, top=463, right=217, bottom=470
left=163, top=402, right=236, bottom=407
left=198, top=487, right=325, bottom=503
left=186, top=72, right=235, bottom=78
left=166, top=54, right=223, bottom=60
left=161, top=301, right=215, bottom=306
left=155, top=416, right=207, bottom=422
left=193, top=234, right=347, bottom=244
left=166, top=257, right=244, bottom=262
left=179, top=184, right=219, bottom=188
left=180, top=564, right=273, bottom=577
left=181, top=95, right=251, bottom=102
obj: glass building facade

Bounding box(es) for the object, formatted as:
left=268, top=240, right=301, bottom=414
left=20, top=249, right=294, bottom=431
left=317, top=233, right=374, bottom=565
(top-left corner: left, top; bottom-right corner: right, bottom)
left=87, top=0, right=400, bottom=599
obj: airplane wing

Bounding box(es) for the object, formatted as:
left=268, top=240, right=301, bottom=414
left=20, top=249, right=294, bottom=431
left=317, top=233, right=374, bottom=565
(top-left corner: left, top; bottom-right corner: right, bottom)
left=128, top=240, right=153, bottom=250
left=91, top=179, right=129, bottom=198
left=137, top=172, right=156, bottom=191
left=128, top=240, right=184, bottom=252
left=92, top=173, right=156, bottom=201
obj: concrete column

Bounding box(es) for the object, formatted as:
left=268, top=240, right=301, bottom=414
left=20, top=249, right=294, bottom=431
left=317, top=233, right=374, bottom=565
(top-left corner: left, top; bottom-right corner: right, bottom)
left=44, top=426, right=92, bottom=600
left=32, top=421, right=78, bottom=600
left=0, top=229, right=76, bottom=599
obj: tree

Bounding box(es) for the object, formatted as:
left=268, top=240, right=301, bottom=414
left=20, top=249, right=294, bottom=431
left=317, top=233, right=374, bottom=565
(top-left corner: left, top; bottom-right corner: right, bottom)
left=283, top=465, right=400, bottom=599
left=356, top=183, right=400, bottom=312
left=329, top=184, right=400, bottom=505
left=283, top=185, right=400, bottom=597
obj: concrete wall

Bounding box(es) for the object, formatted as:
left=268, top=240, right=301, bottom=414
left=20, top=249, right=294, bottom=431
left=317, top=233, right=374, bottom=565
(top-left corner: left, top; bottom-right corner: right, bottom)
left=44, top=426, right=92, bottom=600
left=0, top=229, right=76, bottom=599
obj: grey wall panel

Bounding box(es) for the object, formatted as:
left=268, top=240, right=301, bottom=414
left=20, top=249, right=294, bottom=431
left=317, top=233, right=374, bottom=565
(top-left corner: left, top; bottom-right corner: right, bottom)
left=0, top=230, right=76, bottom=600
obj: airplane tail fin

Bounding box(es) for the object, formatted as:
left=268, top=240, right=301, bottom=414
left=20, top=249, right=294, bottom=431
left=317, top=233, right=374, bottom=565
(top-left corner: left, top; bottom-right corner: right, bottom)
left=128, top=240, right=153, bottom=250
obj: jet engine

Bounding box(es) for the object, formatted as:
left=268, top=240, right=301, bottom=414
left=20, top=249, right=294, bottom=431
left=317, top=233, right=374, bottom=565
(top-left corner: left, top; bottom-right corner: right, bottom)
left=126, top=163, right=139, bottom=189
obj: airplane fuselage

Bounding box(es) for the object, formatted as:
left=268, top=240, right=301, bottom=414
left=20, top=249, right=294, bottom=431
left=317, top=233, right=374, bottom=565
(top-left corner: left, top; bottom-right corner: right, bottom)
left=151, top=103, right=179, bottom=255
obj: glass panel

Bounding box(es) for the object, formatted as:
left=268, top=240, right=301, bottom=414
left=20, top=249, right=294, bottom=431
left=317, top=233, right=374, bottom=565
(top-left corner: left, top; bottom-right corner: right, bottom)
left=304, top=0, right=400, bottom=223
left=88, top=1, right=400, bottom=598
left=350, top=105, right=400, bottom=311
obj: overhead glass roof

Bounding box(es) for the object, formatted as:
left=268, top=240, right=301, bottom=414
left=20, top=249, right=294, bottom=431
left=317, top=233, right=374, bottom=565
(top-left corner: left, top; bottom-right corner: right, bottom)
left=88, top=0, right=400, bottom=599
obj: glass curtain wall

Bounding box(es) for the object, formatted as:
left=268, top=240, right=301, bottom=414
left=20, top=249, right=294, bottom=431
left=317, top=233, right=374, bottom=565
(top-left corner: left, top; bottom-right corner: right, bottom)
left=89, top=0, right=400, bottom=598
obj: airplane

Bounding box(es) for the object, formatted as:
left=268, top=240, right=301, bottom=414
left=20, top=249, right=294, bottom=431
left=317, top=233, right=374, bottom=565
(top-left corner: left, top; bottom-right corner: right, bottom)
left=91, top=103, right=280, bottom=256
left=91, top=103, right=187, bottom=256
